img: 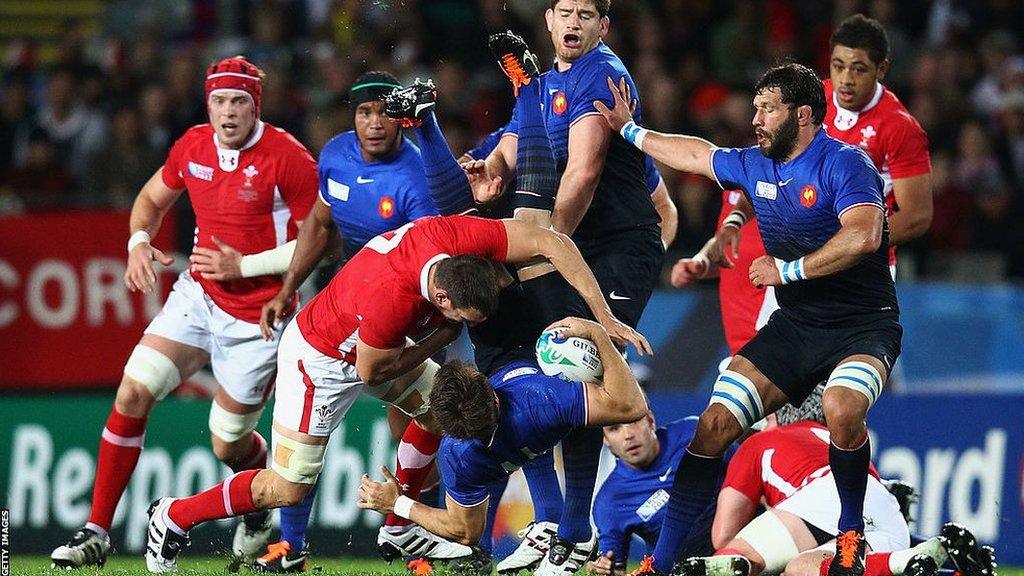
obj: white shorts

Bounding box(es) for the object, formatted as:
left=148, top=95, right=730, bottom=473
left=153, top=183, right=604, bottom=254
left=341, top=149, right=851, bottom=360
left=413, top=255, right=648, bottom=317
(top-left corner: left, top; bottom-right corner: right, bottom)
left=144, top=271, right=284, bottom=405
left=775, top=473, right=910, bottom=552
left=272, top=319, right=364, bottom=437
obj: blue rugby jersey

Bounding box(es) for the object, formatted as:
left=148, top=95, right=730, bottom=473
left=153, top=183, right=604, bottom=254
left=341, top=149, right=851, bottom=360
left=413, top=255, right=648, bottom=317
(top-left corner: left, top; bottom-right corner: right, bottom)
left=711, top=129, right=897, bottom=324
left=438, top=361, right=587, bottom=507
left=318, top=131, right=437, bottom=256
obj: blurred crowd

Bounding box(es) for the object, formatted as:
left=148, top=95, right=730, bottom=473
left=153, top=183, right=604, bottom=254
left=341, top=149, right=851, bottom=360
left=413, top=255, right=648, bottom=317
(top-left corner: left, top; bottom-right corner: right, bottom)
left=1, top=0, right=1023, bottom=280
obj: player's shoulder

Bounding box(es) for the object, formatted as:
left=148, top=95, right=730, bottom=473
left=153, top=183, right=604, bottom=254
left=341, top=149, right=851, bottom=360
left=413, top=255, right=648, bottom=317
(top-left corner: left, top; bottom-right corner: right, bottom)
left=821, top=132, right=875, bottom=168
left=172, top=123, right=214, bottom=148
left=663, top=416, right=700, bottom=444
left=570, top=43, right=629, bottom=85
left=394, top=137, right=426, bottom=169
left=261, top=122, right=314, bottom=155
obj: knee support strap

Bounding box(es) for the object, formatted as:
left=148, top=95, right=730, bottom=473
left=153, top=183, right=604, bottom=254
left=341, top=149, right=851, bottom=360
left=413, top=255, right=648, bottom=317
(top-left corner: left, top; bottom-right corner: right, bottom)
left=208, top=401, right=264, bottom=443
left=124, top=345, right=181, bottom=401
left=736, top=511, right=801, bottom=574
left=824, top=361, right=884, bottom=408
left=709, top=369, right=765, bottom=430
left=271, top=430, right=327, bottom=485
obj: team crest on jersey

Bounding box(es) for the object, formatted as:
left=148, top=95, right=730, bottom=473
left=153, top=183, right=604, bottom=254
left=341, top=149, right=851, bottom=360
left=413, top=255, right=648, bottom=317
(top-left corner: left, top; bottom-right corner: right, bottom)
left=218, top=148, right=240, bottom=172
left=859, top=125, right=877, bottom=149
left=378, top=196, right=395, bottom=218
left=552, top=91, right=568, bottom=115
left=800, top=185, right=818, bottom=207
left=188, top=161, right=214, bottom=181
left=314, top=404, right=334, bottom=429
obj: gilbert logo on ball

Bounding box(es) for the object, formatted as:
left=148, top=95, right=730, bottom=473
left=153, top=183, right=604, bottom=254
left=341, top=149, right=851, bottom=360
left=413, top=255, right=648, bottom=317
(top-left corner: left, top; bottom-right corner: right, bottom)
left=536, top=329, right=603, bottom=383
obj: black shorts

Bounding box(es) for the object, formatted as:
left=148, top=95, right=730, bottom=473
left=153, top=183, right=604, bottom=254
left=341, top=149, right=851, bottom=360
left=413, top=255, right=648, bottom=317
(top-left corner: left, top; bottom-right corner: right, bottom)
left=572, top=225, right=663, bottom=328
left=737, top=310, right=902, bottom=405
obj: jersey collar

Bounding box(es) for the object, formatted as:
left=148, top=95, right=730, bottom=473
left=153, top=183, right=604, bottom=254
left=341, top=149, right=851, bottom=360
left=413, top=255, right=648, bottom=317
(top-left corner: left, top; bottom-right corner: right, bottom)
left=831, top=82, right=884, bottom=130
left=212, top=120, right=266, bottom=151
left=420, top=253, right=451, bottom=300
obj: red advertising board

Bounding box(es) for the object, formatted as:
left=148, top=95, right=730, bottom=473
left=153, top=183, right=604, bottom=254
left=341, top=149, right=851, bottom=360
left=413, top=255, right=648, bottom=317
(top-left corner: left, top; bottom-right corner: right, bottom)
left=0, top=211, right=179, bottom=389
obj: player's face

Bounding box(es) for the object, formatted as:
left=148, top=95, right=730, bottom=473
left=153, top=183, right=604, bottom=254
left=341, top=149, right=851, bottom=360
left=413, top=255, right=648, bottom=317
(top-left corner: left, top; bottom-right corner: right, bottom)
left=546, top=0, right=609, bottom=65
left=752, top=88, right=799, bottom=161
left=208, top=91, right=257, bottom=149
left=830, top=45, right=887, bottom=112
left=603, top=412, right=659, bottom=468
left=355, top=101, right=401, bottom=161
left=438, top=301, right=487, bottom=326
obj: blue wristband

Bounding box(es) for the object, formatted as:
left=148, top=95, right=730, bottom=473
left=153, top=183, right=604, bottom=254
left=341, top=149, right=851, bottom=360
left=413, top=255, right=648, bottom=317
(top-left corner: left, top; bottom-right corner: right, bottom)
left=620, top=120, right=648, bottom=148
left=775, top=257, right=806, bottom=284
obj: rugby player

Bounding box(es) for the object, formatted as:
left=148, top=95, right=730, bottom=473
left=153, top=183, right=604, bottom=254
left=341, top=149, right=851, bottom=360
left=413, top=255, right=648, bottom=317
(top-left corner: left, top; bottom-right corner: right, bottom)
left=142, top=213, right=649, bottom=573
left=597, top=62, right=900, bottom=576
left=50, top=56, right=318, bottom=569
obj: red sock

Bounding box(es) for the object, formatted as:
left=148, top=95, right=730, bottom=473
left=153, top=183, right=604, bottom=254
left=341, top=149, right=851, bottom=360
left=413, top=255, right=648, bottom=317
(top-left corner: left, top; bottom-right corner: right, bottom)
left=87, top=408, right=147, bottom=530
left=385, top=421, right=441, bottom=529
left=230, top=432, right=268, bottom=472
left=167, top=469, right=260, bottom=531
left=866, top=552, right=893, bottom=576
left=820, top=557, right=833, bottom=576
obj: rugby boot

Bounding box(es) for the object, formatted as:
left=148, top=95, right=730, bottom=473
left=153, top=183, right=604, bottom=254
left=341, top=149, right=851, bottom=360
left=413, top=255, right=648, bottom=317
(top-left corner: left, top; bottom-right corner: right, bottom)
left=496, top=521, right=558, bottom=573
left=677, top=554, right=752, bottom=576
left=50, top=527, right=111, bottom=569
left=384, top=79, right=437, bottom=128
left=940, top=523, right=997, bottom=576
left=254, top=540, right=309, bottom=573
left=145, top=498, right=190, bottom=573
left=488, top=31, right=541, bottom=96
left=377, top=525, right=473, bottom=562
left=827, top=530, right=867, bottom=576
left=534, top=535, right=598, bottom=576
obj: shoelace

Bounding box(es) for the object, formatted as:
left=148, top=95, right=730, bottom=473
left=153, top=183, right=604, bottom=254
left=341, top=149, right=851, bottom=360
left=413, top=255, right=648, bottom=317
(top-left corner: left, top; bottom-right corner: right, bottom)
left=627, top=555, right=656, bottom=575
left=500, top=53, right=532, bottom=95
left=259, top=541, right=291, bottom=563
left=837, top=531, right=861, bottom=568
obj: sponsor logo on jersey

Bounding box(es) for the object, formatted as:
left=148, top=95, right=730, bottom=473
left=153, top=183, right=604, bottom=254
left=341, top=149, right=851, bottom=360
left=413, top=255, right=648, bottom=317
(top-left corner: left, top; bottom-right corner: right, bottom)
left=800, top=185, right=818, bottom=207
left=188, top=161, right=214, bottom=181
left=378, top=196, right=395, bottom=218
left=552, top=91, right=568, bottom=115
left=755, top=181, right=778, bottom=200
left=356, top=176, right=374, bottom=184
left=218, top=149, right=239, bottom=172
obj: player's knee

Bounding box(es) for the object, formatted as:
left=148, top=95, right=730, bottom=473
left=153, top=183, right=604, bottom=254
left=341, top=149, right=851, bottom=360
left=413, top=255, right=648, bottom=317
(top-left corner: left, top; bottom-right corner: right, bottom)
left=114, top=375, right=158, bottom=416
left=707, top=369, right=764, bottom=434
left=785, top=551, right=831, bottom=576
left=121, top=345, right=181, bottom=409
left=269, top=429, right=327, bottom=487
left=254, top=469, right=310, bottom=508
left=695, top=405, right=743, bottom=449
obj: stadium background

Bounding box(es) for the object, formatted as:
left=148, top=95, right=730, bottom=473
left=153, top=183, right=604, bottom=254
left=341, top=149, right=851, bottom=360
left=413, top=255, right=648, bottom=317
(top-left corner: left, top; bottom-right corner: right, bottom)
left=0, top=0, right=1022, bottom=568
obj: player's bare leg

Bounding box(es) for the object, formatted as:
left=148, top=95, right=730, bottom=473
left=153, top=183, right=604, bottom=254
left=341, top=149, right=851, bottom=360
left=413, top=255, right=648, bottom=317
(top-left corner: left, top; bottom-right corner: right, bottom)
left=52, top=335, right=207, bottom=569
left=682, top=508, right=819, bottom=576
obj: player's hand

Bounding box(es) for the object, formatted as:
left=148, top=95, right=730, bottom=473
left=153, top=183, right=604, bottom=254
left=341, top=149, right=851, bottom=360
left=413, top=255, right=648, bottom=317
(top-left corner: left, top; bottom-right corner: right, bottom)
left=711, top=225, right=742, bottom=269
left=748, top=255, right=782, bottom=288
left=586, top=551, right=621, bottom=576
left=125, top=241, right=174, bottom=294
left=356, top=466, right=402, bottom=513
left=189, top=236, right=243, bottom=281
left=547, top=315, right=653, bottom=357
left=461, top=159, right=504, bottom=203
left=259, top=292, right=293, bottom=340
left=593, top=76, right=635, bottom=133
left=671, top=256, right=710, bottom=287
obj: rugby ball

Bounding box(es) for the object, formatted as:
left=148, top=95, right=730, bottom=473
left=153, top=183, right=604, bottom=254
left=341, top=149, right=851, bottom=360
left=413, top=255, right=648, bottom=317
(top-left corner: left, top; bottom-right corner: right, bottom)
left=536, top=329, right=604, bottom=383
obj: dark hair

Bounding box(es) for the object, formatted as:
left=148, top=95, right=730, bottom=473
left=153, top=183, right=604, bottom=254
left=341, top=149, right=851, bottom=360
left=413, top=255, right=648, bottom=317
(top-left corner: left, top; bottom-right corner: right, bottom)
left=830, top=14, right=890, bottom=66
left=348, top=70, right=402, bottom=108
left=429, top=361, right=498, bottom=441
left=754, top=62, right=827, bottom=125
left=550, top=0, right=610, bottom=17
left=433, top=255, right=501, bottom=318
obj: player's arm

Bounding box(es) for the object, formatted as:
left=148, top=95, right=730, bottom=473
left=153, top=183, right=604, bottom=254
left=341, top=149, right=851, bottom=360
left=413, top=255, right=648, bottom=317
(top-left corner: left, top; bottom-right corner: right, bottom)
left=711, top=487, right=759, bottom=549
left=357, top=467, right=487, bottom=545
left=887, top=173, right=932, bottom=245
left=551, top=115, right=611, bottom=235
left=354, top=321, right=461, bottom=386
left=463, top=135, right=517, bottom=204
left=594, top=77, right=717, bottom=180
left=650, top=177, right=678, bottom=250
left=547, top=317, right=648, bottom=425
left=124, top=167, right=184, bottom=293
left=501, top=219, right=652, bottom=355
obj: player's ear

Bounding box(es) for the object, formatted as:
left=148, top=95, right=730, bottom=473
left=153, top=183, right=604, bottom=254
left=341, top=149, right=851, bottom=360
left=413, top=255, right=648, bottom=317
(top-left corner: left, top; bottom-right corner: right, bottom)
left=876, top=58, right=889, bottom=81
left=797, top=104, right=813, bottom=126
left=599, top=15, right=609, bottom=37
left=545, top=8, right=554, bottom=32
left=433, top=289, right=450, bottom=308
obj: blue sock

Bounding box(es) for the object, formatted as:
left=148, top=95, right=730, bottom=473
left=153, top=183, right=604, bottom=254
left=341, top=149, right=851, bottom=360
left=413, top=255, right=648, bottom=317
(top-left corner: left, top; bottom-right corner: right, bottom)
left=652, top=450, right=724, bottom=573
left=513, top=81, right=556, bottom=211
left=557, top=426, right=601, bottom=542
left=831, top=435, right=870, bottom=534
left=280, top=483, right=317, bottom=551
left=479, top=476, right=509, bottom=553
left=522, top=451, right=564, bottom=523
left=415, top=112, right=474, bottom=215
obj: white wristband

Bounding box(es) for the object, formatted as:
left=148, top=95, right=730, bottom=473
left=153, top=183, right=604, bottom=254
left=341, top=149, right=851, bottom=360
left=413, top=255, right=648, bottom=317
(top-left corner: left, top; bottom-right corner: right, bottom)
left=722, top=210, right=748, bottom=230
left=775, top=257, right=806, bottom=284
left=127, top=230, right=152, bottom=253
left=239, top=239, right=297, bottom=278
left=620, top=120, right=648, bottom=150
left=393, top=495, right=415, bottom=520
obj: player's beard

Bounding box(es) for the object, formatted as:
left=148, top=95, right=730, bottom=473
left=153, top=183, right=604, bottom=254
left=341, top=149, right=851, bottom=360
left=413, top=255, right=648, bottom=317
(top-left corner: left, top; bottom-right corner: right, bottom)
left=759, top=111, right=799, bottom=161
